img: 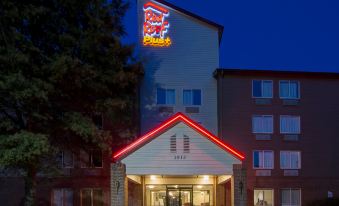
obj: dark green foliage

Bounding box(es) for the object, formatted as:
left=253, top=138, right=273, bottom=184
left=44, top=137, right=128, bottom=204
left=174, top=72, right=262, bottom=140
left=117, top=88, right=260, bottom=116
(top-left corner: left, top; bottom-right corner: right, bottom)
left=0, top=0, right=142, bottom=205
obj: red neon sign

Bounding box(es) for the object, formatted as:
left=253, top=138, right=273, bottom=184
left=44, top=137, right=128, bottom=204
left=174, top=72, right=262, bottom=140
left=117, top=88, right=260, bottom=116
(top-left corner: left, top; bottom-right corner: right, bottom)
left=113, top=113, right=245, bottom=161
left=143, top=2, right=172, bottom=47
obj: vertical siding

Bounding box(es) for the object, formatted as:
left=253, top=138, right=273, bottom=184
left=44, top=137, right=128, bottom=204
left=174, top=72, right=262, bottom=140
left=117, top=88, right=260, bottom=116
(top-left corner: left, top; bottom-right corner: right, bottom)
left=137, top=0, right=219, bottom=135
left=121, top=122, right=240, bottom=175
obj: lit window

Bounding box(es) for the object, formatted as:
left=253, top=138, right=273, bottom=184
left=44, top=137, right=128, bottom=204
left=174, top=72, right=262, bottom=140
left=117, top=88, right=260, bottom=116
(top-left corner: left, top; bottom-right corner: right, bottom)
left=279, top=81, right=300, bottom=99
left=252, top=80, right=273, bottom=98
left=80, top=150, right=103, bottom=168
left=280, top=116, right=300, bottom=134
left=254, top=189, right=274, bottom=206
left=280, top=151, right=301, bottom=169
left=252, top=115, right=273, bottom=134
left=52, top=188, right=73, bottom=206
left=81, top=189, right=103, bottom=206
left=183, top=89, right=201, bottom=106
left=62, top=150, right=74, bottom=168
left=253, top=150, right=274, bottom=169
left=281, top=189, right=301, bottom=206
left=157, top=88, right=175, bottom=105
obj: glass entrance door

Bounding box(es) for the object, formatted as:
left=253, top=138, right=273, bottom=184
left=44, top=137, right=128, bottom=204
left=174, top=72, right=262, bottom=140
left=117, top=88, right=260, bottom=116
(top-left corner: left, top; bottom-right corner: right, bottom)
left=167, top=186, right=192, bottom=206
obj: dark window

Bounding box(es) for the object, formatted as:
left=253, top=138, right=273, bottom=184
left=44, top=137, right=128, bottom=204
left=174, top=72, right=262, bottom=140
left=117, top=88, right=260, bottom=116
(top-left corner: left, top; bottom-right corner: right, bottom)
left=92, top=114, right=103, bottom=129
left=81, top=150, right=102, bottom=168
left=183, top=89, right=201, bottom=106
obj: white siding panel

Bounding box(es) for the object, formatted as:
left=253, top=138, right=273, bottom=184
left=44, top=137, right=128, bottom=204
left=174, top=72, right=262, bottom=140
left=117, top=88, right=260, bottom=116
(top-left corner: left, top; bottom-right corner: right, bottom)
left=138, top=0, right=219, bottom=135
left=122, top=123, right=241, bottom=175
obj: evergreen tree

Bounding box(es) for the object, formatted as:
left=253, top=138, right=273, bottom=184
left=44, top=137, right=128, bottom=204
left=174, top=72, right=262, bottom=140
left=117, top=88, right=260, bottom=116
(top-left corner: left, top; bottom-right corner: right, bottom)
left=0, top=0, right=142, bottom=205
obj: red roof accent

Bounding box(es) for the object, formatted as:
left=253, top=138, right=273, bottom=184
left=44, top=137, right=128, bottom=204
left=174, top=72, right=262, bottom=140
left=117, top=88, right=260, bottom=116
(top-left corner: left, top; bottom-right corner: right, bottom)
left=144, top=2, right=169, bottom=14
left=112, top=113, right=245, bottom=161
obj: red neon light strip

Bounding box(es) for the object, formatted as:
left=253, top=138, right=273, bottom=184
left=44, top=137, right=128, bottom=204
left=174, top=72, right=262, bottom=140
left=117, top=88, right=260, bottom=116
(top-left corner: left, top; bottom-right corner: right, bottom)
left=143, top=2, right=169, bottom=14
left=113, top=113, right=245, bottom=161
left=180, top=115, right=245, bottom=160
left=113, top=114, right=180, bottom=159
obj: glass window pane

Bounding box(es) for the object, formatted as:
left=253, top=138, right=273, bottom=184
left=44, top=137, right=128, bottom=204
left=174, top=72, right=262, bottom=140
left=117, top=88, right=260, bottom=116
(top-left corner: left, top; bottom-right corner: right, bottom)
left=280, top=81, right=289, bottom=98
left=93, top=189, right=104, bottom=206
left=183, top=90, right=192, bottom=105
left=92, top=150, right=102, bottom=168
left=253, top=80, right=262, bottom=97
left=192, top=90, right=201, bottom=105
left=280, top=152, right=290, bottom=169
left=290, top=152, right=300, bottom=169
left=63, top=151, right=73, bottom=168
left=262, top=81, right=272, bottom=98
left=157, top=88, right=166, bottom=104
left=281, top=189, right=290, bottom=205
left=52, top=189, right=63, bottom=206
left=253, top=151, right=260, bottom=168
left=254, top=189, right=273, bottom=206
left=81, top=189, right=92, bottom=206
left=290, top=82, right=299, bottom=98
left=264, top=151, right=273, bottom=169
left=64, top=189, right=74, bottom=206
left=166, top=89, right=175, bottom=104
left=291, top=189, right=301, bottom=205
left=80, top=150, right=91, bottom=168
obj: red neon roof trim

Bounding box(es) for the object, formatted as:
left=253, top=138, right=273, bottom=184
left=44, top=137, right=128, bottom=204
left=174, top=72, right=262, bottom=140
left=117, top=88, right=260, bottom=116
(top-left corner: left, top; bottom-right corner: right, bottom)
left=113, top=113, right=245, bottom=161
left=144, top=2, right=169, bottom=14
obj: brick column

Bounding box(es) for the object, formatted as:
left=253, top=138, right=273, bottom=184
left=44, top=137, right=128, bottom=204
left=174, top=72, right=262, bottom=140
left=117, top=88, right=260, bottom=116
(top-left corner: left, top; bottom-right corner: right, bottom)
left=233, top=164, right=247, bottom=206
left=111, top=163, right=128, bottom=206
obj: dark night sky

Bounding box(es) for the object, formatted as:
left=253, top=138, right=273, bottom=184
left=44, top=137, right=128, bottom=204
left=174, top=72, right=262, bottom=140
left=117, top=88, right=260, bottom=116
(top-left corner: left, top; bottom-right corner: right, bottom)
left=122, top=0, right=339, bottom=73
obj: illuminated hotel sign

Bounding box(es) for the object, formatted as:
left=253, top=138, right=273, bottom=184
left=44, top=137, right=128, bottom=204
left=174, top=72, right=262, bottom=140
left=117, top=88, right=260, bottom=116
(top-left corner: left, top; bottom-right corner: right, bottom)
left=143, top=2, right=172, bottom=47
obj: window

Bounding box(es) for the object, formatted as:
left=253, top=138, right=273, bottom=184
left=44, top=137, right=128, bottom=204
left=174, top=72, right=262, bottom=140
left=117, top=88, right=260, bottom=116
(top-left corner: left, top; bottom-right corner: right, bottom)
left=280, top=151, right=301, bottom=169
left=254, top=189, right=274, bottom=206
left=183, top=89, right=201, bottom=106
left=80, top=150, right=103, bottom=168
left=252, top=115, right=273, bottom=134
left=157, top=88, right=175, bottom=105
left=52, top=188, right=73, bottom=206
left=252, top=80, right=273, bottom=98
left=279, top=81, right=300, bottom=99
left=253, top=150, right=274, bottom=169
left=92, top=113, right=103, bottom=130
left=62, top=150, right=74, bottom=168
left=281, top=189, right=301, bottom=206
left=81, top=189, right=104, bottom=206
left=280, top=116, right=300, bottom=134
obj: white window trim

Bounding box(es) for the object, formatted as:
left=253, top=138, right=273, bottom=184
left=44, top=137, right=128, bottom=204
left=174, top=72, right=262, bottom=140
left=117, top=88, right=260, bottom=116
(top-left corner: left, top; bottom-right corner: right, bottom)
left=253, top=188, right=274, bottom=206
left=252, top=80, right=273, bottom=99
left=280, top=151, right=301, bottom=169
left=156, top=88, right=176, bottom=106
left=280, top=115, right=301, bottom=134
left=253, top=150, right=274, bottom=169
left=279, top=80, right=301, bottom=99
left=252, top=115, right=274, bottom=134
left=62, top=151, right=74, bottom=168
left=182, top=88, right=203, bottom=106
left=281, top=188, right=301, bottom=206
left=80, top=188, right=103, bottom=206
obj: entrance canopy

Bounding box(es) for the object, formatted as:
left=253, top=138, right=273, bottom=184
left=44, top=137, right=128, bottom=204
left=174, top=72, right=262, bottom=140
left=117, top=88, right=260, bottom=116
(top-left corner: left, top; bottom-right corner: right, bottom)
left=112, top=113, right=244, bottom=175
